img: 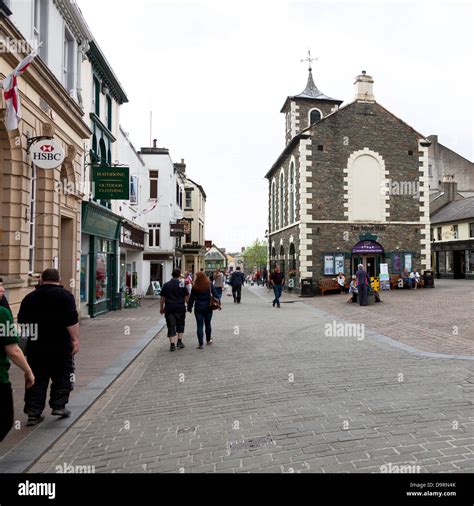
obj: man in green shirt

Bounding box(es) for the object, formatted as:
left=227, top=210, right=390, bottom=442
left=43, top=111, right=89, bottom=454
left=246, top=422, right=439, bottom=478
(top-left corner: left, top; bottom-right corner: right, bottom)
left=0, top=303, right=35, bottom=441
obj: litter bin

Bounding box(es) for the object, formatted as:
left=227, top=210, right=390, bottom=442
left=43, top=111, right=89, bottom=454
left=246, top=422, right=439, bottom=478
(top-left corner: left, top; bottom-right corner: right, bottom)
left=300, top=278, right=314, bottom=297
left=423, top=270, right=435, bottom=288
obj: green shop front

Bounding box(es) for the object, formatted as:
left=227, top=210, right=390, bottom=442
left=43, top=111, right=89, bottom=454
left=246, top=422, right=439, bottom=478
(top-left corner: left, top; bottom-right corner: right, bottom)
left=81, top=201, right=122, bottom=317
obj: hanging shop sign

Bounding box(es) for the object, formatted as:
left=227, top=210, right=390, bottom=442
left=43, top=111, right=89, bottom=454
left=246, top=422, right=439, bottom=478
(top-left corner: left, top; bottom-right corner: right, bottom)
left=30, top=139, right=65, bottom=169
left=180, top=219, right=191, bottom=234
left=93, top=166, right=130, bottom=200
left=170, top=223, right=185, bottom=237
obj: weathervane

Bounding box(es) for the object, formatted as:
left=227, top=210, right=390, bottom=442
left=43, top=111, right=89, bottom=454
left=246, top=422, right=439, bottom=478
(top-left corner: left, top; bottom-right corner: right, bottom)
left=301, top=49, right=317, bottom=72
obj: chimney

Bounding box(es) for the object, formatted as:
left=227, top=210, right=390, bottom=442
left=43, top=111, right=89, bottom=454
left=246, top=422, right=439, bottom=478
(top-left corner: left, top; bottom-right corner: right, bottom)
left=441, top=175, right=458, bottom=202
left=354, top=70, right=375, bottom=102
left=174, top=158, right=186, bottom=174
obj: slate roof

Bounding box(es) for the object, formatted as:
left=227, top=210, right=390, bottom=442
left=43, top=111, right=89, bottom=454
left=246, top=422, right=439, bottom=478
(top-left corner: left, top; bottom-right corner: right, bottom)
left=431, top=197, right=474, bottom=224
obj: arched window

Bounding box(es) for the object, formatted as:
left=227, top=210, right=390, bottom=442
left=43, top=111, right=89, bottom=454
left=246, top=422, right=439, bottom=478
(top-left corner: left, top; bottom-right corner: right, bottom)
left=279, top=172, right=285, bottom=228
left=309, top=109, right=322, bottom=125
left=271, top=180, right=276, bottom=231
left=271, top=247, right=277, bottom=269
left=289, top=243, right=296, bottom=271
left=289, top=162, right=296, bottom=223
left=99, top=138, right=107, bottom=165
left=279, top=245, right=285, bottom=277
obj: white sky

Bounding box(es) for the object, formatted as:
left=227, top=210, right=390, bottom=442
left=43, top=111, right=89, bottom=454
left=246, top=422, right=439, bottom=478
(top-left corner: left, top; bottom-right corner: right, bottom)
left=77, top=0, right=473, bottom=251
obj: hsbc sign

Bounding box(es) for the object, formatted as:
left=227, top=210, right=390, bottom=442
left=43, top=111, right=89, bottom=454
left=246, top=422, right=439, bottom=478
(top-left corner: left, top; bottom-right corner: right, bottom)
left=30, top=139, right=65, bottom=169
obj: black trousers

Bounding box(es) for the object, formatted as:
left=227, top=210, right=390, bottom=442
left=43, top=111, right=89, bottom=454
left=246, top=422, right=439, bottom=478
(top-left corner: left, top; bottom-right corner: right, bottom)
left=0, top=382, right=14, bottom=441
left=358, top=285, right=368, bottom=306
left=24, top=353, right=75, bottom=417
left=232, top=285, right=242, bottom=302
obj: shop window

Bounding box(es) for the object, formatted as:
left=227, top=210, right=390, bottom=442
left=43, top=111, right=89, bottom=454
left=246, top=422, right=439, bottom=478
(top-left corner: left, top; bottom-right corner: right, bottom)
left=149, top=171, right=158, bottom=199
left=392, top=253, right=401, bottom=273
left=445, top=251, right=453, bottom=272
left=324, top=254, right=335, bottom=275
left=438, top=251, right=446, bottom=273
left=95, top=253, right=108, bottom=302
left=335, top=254, right=344, bottom=274
left=403, top=253, right=412, bottom=271
left=148, top=224, right=160, bottom=247
left=469, top=251, right=474, bottom=273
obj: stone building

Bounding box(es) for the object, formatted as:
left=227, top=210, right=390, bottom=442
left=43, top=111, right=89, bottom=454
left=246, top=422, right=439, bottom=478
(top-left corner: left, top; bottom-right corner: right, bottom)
left=0, top=1, right=91, bottom=315
left=177, top=159, right=207, bottom=275
left=430, top=177, right=474, bottom=279
left=266, top=67, right=432, bottom=293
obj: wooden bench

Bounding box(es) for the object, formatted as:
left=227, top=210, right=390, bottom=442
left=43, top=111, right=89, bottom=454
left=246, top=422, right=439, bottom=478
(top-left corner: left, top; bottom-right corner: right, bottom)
left=319, top=278, right=343, bottom=295
left=390, top=275, right=424, bottom=289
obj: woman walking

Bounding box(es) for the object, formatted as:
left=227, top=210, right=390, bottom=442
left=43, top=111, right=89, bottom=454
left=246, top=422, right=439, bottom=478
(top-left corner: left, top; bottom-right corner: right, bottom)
left=187, top=272, right=220, bottom=349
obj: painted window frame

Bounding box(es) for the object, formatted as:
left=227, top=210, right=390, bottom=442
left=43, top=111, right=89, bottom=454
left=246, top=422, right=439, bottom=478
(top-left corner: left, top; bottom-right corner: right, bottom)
left=308, top=108, right=323, bottom=126
left=148, top=223, right=161, bottom=248
left=149, top=170, right=159, bottom=200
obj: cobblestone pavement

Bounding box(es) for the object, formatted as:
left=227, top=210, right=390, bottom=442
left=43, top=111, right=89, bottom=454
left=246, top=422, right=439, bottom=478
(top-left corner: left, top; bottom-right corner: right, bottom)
left=1, top=299, right=164, bottom=469
left=29, top=286, right=474, bottom=474
left=263, top=279, right=474, bottom=357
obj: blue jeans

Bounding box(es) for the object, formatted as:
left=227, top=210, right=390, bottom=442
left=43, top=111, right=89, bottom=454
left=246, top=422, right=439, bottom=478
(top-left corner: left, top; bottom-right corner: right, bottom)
left=214, top=287, right=223, bottom=300
left=273, top=285, right=282, bottom=306
left=194, top=310, right=213, bottom=346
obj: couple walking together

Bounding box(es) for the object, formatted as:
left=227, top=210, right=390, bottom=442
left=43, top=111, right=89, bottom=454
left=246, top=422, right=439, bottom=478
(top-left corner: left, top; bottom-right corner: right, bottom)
left=160, top=269, right=220, bottom=351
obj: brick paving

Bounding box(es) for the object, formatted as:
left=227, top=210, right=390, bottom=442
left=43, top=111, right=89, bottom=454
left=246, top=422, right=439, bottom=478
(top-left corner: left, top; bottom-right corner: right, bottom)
left=29, top=284, right=474, bottom=474
left=0, top=299, right=164, bottom=468
left=267, top=279, right=474, bottom=357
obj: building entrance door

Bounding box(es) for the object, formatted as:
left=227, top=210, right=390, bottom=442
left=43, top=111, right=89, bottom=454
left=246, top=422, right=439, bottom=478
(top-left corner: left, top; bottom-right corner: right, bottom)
left=453, top=250, right=465, bottom=279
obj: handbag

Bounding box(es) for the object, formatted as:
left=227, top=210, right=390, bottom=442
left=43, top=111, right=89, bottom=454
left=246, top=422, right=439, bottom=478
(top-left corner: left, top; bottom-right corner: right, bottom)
left=209, top=288, right=221, bottom=311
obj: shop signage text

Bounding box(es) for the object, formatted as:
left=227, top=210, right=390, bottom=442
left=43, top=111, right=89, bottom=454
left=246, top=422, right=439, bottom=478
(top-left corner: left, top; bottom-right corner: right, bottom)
left=30, top=139, right=65, bottom=169
left=93, top=166, right=130, bottom=200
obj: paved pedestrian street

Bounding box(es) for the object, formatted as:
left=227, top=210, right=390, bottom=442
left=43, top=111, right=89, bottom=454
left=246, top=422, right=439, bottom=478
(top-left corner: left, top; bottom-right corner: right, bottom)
left=28, top=284, right=474, bottom=474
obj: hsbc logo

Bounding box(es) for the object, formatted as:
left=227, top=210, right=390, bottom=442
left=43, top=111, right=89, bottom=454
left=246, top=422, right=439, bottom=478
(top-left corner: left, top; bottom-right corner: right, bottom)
left=30, top=139, right=65, bottom=169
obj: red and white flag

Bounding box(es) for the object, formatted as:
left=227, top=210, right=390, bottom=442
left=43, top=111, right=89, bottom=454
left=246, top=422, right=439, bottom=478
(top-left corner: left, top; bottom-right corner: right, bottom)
left=0, top=48, right=39, bottom=131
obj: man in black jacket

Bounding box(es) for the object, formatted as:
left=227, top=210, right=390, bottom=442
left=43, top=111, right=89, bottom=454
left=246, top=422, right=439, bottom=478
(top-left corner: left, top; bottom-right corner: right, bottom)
left=18, top=269, right=80, bottom=426
left=230, top=267, right=245, bottom=303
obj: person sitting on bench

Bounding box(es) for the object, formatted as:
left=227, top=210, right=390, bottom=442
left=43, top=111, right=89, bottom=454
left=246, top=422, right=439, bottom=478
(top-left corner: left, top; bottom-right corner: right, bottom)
left=410, top=268, right=421, bottom=289
left=337, top=272, right=347, bottom=293
left=347, top=275, right=358, bottom=303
